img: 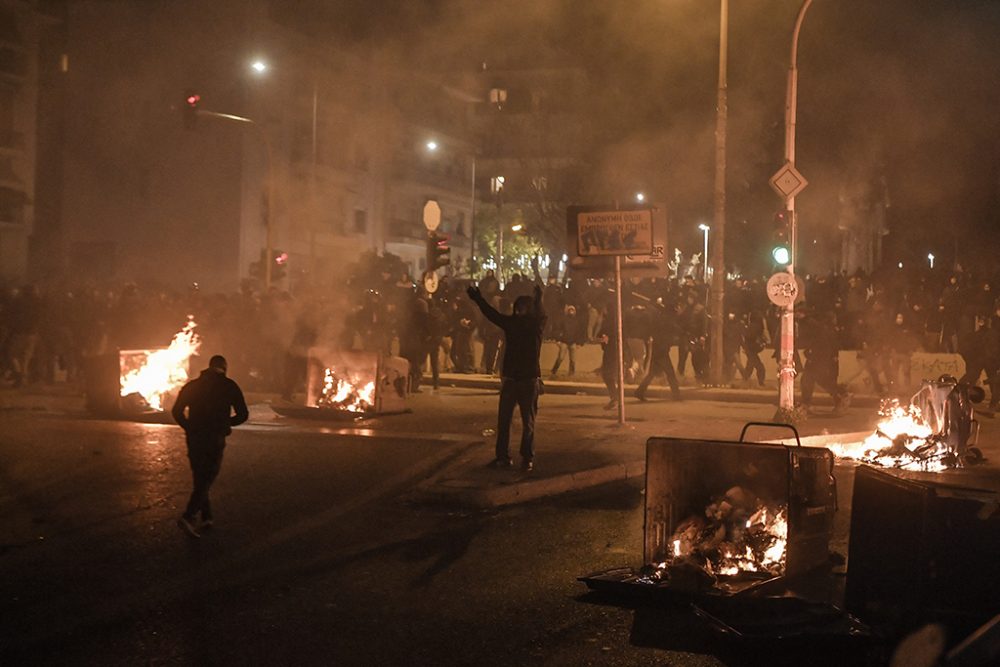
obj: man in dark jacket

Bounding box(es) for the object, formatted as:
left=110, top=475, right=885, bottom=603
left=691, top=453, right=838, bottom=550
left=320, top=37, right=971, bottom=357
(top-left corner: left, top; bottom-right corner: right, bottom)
left=171, top=355, right=249, bottom=538
left=467, top=283, right=545, bottom=471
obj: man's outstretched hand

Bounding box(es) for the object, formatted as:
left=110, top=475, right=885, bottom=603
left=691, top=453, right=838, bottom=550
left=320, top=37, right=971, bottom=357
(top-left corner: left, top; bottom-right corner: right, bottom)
left=467, top=285, right=481, bottom=300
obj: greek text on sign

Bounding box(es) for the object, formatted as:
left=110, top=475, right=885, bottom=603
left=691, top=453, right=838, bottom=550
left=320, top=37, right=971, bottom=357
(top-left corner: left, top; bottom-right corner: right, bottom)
left=577, top=209, right=654, bottom=257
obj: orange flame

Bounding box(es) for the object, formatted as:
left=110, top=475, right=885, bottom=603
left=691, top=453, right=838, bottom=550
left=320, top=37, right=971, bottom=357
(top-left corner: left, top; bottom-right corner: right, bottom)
left=829, top=400, right=946, bottom=471
left=119, top=318, right=201, bottom=411
left=317, top=367, right=375, bottom=413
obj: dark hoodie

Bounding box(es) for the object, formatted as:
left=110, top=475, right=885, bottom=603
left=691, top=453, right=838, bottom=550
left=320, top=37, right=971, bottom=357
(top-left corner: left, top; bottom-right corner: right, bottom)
left=172, top=368, right=249, bottom=436
left=470, top=285, right=546, bottom=380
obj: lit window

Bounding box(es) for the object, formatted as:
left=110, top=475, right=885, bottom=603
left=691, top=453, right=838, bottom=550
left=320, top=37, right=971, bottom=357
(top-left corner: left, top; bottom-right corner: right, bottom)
left=490, top=176, right=505, bottom=194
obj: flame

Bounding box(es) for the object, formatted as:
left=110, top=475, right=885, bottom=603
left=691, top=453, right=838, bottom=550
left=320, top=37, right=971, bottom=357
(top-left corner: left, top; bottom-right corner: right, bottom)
left=714, top=506, right=788, bottom=576
left=119, top=319, right=201, bottom=411
left=317, top=367, right=375, bottom=413
left=828, top=400, right=947, bottom=471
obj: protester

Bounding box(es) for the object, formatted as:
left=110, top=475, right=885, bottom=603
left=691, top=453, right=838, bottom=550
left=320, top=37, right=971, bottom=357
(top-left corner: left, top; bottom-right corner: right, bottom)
left=170, top=354, right=249, bottom=538
left=466, top=282, right=546, bottom=472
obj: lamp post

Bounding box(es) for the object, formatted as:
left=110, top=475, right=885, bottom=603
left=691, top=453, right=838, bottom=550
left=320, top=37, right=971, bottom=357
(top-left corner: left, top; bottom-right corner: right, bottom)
left=699, top=223, right=710, bottom=281
left=776, top=0, right=813, bottom=414
left=249, top=58, right=321, bottom=288
left=708, top=0, right=728, bottom=386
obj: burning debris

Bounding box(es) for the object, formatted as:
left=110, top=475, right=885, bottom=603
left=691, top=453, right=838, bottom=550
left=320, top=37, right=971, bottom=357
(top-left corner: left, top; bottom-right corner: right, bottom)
left=638, top=485, right=788, bottom=592
left=316, top=367, right=375, bottom=413
left=828, top=377, right=983, bottom=472
left=119, top=318, right=201, bottom=411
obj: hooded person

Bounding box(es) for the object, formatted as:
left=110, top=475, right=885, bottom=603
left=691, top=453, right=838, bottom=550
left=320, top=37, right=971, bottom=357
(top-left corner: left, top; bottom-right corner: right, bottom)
left=467, top=282, right=546, bottom=471
left=171, top=355, right=249, bottom=538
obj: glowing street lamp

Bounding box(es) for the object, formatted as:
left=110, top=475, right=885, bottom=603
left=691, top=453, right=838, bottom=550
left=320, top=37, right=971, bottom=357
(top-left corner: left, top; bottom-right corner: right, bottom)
left=250, top=59, right=268, bottom=74
left=928, top=253, right=935, bottom=269
left=511, top=223, right=524, bottom=233
left=635, top=192, right=645, bottom=203
left=425, top=140, right=438, bottom=152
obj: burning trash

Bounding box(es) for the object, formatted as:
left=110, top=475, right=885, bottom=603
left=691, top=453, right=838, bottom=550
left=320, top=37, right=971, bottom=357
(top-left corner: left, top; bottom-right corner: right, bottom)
left=638, top=486, right=788, bottom=592
left=269, top=347, right=409, bottom=420
left=828, top=376, right=983, bottom=472
left=316, top=367, right=375, bottom=413
left=118, top=318, right=201, bottom=412
left=580, top=435, right=836, bottom=600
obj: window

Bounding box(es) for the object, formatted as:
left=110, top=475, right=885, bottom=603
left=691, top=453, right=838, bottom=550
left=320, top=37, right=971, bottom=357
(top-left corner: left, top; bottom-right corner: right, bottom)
left=353, top=209, right=367, bottom=234
left=490, top=175, right=505, bottom=194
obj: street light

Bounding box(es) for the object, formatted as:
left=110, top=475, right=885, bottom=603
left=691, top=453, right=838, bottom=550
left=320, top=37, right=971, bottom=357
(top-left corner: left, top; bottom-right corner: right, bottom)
left=250, top=59, right=268, bottom=74
left=635, top=192, right=645, bottom=203
left=425, top=140, right=438, bottom=152
left=511, top=223, right=523, bottom=233
left=698, top=223, right=710, bottom=280
left=928, top=253, right=935, bottom=269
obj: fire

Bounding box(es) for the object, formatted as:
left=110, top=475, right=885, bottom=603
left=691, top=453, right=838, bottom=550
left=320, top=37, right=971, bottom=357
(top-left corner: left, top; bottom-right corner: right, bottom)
left=119, top=318, right=201, bottom=411
left=714, top=506, right=788, bottom=575
left=828, top=400, right=947, bottom=471
left=317, top=367, right=375, bottom=413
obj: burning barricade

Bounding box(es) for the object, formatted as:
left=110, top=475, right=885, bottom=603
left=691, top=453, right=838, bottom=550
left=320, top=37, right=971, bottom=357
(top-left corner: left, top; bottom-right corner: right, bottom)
left=271, top=348, right=408, bottom=420
left=581, top=431, right=836, bottom=598
left=85, top=318, right=201, bottom=419
left=828, top=376, right=983, bottom=472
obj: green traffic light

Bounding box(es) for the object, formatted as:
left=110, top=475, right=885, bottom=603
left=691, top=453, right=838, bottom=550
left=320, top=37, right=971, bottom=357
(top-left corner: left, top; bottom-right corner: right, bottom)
left=772, top=246, right=791, bottom=265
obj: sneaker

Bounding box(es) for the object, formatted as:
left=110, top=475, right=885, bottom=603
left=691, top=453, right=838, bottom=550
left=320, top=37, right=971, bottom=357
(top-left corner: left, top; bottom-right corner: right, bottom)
left=521, top=459, right=534, bottom=472
left=487, top=457, right=514, bottom=469
left=177, top=516, right=201, bottom=539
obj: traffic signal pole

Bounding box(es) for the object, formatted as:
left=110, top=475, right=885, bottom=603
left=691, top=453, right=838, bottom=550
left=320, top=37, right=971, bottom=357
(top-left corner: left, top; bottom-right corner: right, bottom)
left=778, top=0, right=813, bottom=413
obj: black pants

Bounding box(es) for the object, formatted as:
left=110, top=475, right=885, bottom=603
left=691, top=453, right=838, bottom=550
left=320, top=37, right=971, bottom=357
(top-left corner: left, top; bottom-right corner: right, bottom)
left=496, top=377, right=540, bottom=461
left=637, top=340, right=680, bottom=396
left=745, top=348, right=766, bottom=385
left=184, top=433, right=226, bottom=521
left=801, top=359, right=842, bottom=406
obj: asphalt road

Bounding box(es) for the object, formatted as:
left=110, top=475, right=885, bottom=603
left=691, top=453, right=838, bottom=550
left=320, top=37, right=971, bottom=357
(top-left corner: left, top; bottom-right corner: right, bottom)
left=1, top=389, right=996, bottom=665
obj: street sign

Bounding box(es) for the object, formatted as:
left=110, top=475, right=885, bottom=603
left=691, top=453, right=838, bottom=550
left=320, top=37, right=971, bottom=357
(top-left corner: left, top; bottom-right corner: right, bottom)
left=422, top=200, right=441, bottom=231
left=575, top=209, right=653, bottom=257
left=769, top=162, right=808, bottom=199
left=766, top=271, right=805, bottom=306
left=422, top=270, right=439, bottom=294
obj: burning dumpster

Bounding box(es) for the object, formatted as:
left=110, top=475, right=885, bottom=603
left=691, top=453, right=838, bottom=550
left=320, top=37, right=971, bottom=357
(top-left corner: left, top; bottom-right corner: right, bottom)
left=273, top=347, right=408, bottom=420
left=580, top=424, right=837, bottom=599
left=84, top=319, right=201, bottom=420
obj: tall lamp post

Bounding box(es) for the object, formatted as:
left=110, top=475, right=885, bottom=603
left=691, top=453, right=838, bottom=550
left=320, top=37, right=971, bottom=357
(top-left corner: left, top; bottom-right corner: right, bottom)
left=708, top=0, right=728, bottom=386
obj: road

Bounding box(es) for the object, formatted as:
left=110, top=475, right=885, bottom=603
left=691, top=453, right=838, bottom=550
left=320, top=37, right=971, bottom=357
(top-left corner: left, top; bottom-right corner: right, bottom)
left=1, top=387, right=996, bottom=665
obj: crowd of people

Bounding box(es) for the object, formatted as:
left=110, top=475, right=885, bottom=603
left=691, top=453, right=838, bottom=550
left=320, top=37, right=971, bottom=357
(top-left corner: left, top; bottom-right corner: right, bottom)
left=3, top=258, right=1000, bottom=409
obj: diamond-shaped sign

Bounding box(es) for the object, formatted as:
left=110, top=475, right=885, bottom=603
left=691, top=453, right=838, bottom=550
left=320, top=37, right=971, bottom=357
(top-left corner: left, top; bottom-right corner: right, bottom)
left=769, top=163, right=808, bottom=199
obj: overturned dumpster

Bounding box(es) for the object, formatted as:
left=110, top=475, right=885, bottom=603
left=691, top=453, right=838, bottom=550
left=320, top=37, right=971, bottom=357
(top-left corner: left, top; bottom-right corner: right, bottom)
left=272, top=347, right=409, bottom=421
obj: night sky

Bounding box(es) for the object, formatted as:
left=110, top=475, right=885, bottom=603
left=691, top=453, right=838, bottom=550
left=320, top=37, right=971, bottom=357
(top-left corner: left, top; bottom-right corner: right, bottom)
left=211, top=0, right=1000, bottom=272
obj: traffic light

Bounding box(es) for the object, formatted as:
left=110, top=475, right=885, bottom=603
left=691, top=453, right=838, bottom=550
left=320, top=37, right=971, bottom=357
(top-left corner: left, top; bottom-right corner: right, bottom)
left=426, top=231, right=451, bottom=270
left=249, top=249, right=287, bottom=283
left=771, top=210, right=792, bottom=266
left=182, top=91, right=200, bottom=129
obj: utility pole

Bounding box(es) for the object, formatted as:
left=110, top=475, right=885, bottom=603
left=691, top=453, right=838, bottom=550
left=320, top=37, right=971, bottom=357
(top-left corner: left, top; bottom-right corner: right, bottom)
left=708, top=0, right=728, bottom=385
left=777, top=0, right=813, bottom=413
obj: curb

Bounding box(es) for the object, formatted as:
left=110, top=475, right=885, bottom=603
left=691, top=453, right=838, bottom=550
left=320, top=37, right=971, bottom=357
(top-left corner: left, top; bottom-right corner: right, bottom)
left=414, top=458, right=647, bottom=508
left=427, top=374, right=882, bottom=409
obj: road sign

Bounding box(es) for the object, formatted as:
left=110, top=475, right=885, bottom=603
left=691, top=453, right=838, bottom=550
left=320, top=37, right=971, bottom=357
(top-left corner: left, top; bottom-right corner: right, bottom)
left=575, top=209, right=653, bottom=257
left=766, top=271, right=805, bottom=306
left=769, top=162, right=808, bottom=199
left=422, top=200, right=441, bottom=231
